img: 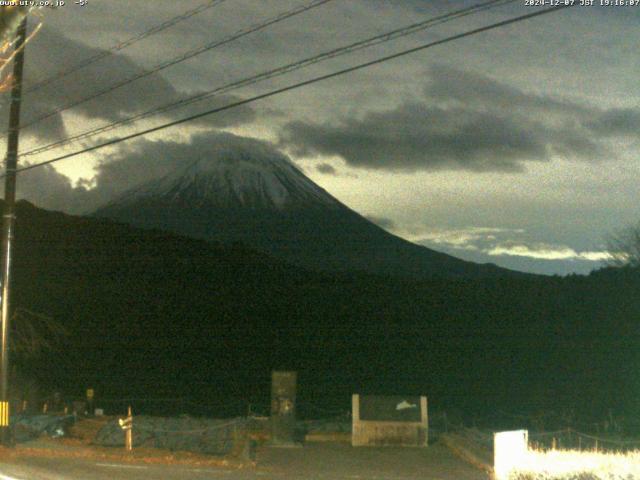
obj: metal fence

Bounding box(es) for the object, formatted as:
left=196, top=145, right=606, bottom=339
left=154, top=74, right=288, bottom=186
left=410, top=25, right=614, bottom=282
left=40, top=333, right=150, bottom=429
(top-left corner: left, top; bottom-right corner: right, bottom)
left=94, top=415, right=248, bottom=456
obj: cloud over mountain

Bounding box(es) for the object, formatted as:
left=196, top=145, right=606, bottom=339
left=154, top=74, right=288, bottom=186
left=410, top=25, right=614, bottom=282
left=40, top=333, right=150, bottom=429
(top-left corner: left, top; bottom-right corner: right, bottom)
left=13, top=132, right=287, bottom=214
left=279, top=65, right=639, bottom=172
left=7, top=26, right=255, bottom=143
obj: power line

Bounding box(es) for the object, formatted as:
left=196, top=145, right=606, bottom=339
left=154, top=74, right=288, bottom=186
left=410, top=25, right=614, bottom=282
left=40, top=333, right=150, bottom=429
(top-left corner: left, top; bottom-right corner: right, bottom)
left=20, top=0, right=514, bottom=159
left=18, top=0, right=228, bottom=97
left=16, top=0, right=335, bottom=134
left=7, top=4, right=574, bottom=178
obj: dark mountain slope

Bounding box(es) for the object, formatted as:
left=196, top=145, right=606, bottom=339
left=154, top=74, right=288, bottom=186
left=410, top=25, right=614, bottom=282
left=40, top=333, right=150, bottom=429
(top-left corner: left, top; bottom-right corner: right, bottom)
left=3, top=200, right=639, bottom=423
left=94, top=134, right=525, bottom=279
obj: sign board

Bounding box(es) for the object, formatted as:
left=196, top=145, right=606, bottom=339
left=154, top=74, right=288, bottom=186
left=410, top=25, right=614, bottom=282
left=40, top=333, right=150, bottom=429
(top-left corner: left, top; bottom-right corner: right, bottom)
left=352, top=394, right=428, bottom=447
left=494, top=430, right=529, bottom=480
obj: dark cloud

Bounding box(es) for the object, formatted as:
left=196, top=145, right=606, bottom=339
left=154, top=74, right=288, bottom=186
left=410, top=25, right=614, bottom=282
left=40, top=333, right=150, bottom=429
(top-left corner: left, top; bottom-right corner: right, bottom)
left=281, top=105, right=599, bottom=172
left=279, top=65, right=637, bottom=172
left=14, top=131, right=290, bottom=214
left=585, top=108, right=640, bottom=137
left=316, top=163, right=336, bottom=175
left=425, top=64, right=588, bottom=116
left=5, top=26, right=255, bottom=143
left=12, top=164, right=90, bottom=214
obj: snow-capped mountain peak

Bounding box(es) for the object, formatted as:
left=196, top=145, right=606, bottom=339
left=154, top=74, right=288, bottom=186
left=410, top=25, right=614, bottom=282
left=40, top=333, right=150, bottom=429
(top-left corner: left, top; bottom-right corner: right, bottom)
left=113, top=147, right=338, bottom=211
left=94, top=133, right=519, bottom=280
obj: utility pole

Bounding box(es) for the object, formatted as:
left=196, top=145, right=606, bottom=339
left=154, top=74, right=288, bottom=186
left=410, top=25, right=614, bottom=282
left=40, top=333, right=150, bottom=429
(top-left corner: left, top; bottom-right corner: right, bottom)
left=0, top=16, right=27, bottom=446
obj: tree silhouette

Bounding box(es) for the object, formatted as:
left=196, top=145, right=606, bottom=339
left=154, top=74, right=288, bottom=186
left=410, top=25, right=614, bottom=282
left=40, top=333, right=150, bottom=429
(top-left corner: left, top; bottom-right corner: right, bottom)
left=606, top=222, right=640, bottom=268
left=11, top=308, right=67, bottom=360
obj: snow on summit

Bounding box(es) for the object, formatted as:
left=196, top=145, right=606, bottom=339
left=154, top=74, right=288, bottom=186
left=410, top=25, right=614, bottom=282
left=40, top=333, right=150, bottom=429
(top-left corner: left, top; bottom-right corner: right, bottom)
left=107, top=133, right=338, bottom=211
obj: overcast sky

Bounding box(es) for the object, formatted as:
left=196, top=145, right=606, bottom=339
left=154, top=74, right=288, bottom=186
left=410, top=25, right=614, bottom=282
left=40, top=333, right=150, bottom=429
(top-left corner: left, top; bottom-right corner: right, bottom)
left=2, top=0, right=638, bottom=275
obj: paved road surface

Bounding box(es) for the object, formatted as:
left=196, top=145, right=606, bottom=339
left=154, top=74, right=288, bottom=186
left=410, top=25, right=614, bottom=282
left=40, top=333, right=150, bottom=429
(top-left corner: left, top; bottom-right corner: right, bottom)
left=0, top=443, right=489, bottom=480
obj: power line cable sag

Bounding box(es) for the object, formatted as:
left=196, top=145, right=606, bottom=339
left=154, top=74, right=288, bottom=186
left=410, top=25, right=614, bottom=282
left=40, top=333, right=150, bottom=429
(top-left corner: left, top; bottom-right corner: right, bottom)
left=14, top=0, right=335, bottom=134
left=6, top=4, right=574, bottom=178
left=17, top=0, right=228, bottom=97
left=0, top=1, right=227, bottom=126
left=20, top=0, right=514, bottom=158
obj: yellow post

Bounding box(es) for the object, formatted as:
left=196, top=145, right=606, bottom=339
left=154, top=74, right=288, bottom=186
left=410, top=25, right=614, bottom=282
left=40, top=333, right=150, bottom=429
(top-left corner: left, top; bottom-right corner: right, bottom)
left=0, top=401, right=8, bottom=427
left=125, top=406, right=133, bottom=452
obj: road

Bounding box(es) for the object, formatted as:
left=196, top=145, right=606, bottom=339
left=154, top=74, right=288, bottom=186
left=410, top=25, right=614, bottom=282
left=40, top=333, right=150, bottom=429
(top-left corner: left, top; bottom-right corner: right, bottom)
left=0, top=443, right=489, bottom=480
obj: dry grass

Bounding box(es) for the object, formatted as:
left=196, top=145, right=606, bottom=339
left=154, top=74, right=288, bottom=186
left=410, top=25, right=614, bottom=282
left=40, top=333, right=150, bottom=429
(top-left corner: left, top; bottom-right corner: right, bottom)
left=67, top=416, right=114, bottom=444
left=0, top=417, right=252, bottom=469
left=3, top=438, right=246, bottom=468
left=510, top=447, right=640, bottom=479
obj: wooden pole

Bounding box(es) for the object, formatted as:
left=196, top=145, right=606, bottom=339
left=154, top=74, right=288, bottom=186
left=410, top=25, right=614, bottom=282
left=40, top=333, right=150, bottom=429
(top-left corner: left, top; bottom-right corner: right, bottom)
left=0, top=15, right=27, bottom=447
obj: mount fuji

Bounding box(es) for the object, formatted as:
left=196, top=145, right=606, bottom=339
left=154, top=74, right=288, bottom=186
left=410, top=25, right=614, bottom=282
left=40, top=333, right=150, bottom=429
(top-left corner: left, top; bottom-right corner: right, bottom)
left=93, top=134, right=520, bottom=279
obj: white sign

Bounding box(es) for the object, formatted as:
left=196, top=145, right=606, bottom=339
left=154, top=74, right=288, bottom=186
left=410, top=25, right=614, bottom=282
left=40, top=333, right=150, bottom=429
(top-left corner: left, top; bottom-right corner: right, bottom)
left=494, top=429, right=528, bottom=480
